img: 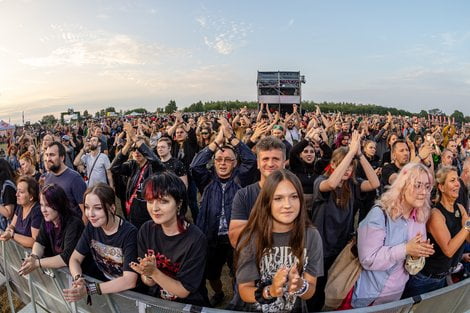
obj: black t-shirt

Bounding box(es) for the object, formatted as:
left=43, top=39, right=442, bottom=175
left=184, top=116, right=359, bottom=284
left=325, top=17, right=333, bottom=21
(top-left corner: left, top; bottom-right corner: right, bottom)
left=36, top=215, right=84, bottom=265
left=230, top=182, right=261, bottom=221
left=162, top=157, right=187, bottom=177
left=380, top=163, right=400, bottom=191
left=137, top=222, right=208, bottom=306
left=75, top=217, right=138, bottom=281
left=1, top=182, right=16, bottom=207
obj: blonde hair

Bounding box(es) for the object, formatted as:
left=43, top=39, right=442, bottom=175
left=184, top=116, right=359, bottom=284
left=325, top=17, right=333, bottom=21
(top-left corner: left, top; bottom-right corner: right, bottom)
left=378, top=162, right=433, bottom=223
left=434, top=165, right=458, bottom=204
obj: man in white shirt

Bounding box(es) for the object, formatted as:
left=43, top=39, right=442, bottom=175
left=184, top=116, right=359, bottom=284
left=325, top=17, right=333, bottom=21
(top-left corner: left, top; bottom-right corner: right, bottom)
left=74, top=136, right=114, bottom=189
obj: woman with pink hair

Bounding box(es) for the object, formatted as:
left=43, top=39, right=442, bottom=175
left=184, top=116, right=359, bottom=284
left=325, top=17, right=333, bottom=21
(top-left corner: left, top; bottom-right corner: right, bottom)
left=349, top=162, right=435, bottom=308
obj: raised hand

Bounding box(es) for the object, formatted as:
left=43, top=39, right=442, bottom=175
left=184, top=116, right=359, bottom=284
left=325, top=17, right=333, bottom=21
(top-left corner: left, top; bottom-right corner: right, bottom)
left=349, top=130, right=362, bottom=156
left=251, top=122, right=269, bottom=141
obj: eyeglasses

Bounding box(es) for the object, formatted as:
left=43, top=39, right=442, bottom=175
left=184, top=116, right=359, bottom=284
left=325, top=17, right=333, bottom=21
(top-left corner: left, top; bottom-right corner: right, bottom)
left=412, top=181, right=432, bottom=192
left=201, top=132, right=209, bottom=135
left=214, top=157, right=235, bottom=163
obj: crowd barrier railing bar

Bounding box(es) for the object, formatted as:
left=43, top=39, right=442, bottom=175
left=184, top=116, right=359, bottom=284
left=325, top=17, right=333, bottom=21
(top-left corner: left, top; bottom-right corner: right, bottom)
left=1, top=238, right=469, bottom=313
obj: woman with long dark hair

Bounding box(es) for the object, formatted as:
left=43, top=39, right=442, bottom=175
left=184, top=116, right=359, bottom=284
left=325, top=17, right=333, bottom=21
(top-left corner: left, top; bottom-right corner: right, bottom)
left=289, top=127, right=332, bottom=211
left=18, top=184, right=83, bottom=276
left=130, top=172, right=208, bottom=306
left=309, top=131, right=380, bottom=311
left=235, top=170, right=323, bottom=312
left=0, top=176, right=41, bottom=248
left=63, top=183, right=138, bottom=303
left=356, top=140, right=381, bottom=222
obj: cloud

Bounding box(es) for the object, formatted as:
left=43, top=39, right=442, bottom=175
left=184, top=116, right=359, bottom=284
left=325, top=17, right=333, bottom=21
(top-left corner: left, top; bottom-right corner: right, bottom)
left=196, top=16, right=207, bottom=28
left=197, top=16, right=251, bottom=55
left=20, top=24, right=186, bottom=67
left=96, top=13, right=110, bottom=19
left=435, top=31, right=470, bottom=48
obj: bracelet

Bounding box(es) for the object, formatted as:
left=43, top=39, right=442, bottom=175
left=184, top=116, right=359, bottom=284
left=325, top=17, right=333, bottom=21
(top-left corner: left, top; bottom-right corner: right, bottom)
left=293, top=278, right=309, bottom=297
left=214, top=141, right=224, bottom=152
left=254, top=282, right=276, bottom=304
left=354, top=153, right=363, bottom=160
left=73, top=274, right=84, bottom=282
left=263, top=285, right=274, bottom=300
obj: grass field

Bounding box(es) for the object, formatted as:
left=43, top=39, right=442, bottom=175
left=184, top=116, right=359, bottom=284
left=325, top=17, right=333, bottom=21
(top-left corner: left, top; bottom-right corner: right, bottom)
left=0, top=286, right=24, bottom=313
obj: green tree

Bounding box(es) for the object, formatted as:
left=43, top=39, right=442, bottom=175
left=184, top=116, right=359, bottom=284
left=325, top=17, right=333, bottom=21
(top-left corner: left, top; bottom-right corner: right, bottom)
left=450, top=110, right=465, bottom=124
left=165, top=100, right=177, bottom=113
left=40, top=114, right=57, bottom=125
left=418, top=110, right=428, bottom=118
left=124, top=108, right=148, bottom=115
left=428, top=108, right=443, bottom=115
left=105, top=106, right=116, bottom=113
left=83, top=110, right=90, bottom=118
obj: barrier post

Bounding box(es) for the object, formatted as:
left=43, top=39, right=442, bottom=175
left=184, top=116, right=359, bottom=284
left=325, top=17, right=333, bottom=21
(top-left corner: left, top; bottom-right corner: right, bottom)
left=27, top=274, right=38, bottom=313
left=2, top=240, right=16, bottom=313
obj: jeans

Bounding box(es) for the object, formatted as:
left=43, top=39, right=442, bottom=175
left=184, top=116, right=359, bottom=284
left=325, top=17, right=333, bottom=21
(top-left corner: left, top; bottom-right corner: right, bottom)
left=402, top=272, right=446, bottom=298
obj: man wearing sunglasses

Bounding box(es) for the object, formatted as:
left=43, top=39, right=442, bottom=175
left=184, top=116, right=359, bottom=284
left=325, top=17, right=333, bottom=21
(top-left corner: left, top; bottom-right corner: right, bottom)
left=190, top=117, right=256, bottom=307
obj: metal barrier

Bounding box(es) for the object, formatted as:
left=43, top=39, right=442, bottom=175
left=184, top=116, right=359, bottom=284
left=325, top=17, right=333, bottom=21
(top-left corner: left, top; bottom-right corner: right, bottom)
left=1, top=239, right=469, bottom=313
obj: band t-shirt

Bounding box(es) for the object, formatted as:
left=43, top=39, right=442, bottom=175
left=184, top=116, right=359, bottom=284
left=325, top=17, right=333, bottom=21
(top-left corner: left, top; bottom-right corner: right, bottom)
left=75, top=218, right=137, bottom=280
left=236, top=227, right=324, bottom=312
left=137, top=221, right=207, bottom=306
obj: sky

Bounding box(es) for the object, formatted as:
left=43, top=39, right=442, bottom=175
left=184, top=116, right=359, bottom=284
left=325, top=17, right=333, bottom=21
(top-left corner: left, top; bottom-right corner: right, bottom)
left=1, top=0, right=470, bottom=124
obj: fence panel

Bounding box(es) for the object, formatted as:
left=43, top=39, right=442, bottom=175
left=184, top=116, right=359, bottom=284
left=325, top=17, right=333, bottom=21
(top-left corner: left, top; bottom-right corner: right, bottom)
left=1, top=239, right=469, bottom=313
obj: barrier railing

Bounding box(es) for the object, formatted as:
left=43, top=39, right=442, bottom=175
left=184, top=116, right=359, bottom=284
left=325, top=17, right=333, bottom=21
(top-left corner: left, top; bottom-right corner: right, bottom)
left=1, top=239, right=469, bottom=313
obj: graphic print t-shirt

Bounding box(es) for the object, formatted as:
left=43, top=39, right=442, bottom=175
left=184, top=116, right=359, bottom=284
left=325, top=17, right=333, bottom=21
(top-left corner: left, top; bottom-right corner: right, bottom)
left=75, top=218, right=138, bottom=280
left=137, top=222, right=207, bottom=306
left=236, top=227, right=324, bottom=312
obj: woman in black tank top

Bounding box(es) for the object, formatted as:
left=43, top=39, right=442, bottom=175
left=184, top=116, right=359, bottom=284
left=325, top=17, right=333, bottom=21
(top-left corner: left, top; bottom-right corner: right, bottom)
left=404, top=166, right=470, bottom=298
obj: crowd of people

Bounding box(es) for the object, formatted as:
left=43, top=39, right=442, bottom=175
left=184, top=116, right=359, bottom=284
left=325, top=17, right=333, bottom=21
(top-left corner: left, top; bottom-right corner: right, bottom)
left=1, top=104, right=470, bottom=312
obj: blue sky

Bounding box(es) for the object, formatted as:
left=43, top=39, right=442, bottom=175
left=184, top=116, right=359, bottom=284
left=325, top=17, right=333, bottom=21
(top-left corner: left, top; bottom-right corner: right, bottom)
left=1, top=0, right=470, bottom=124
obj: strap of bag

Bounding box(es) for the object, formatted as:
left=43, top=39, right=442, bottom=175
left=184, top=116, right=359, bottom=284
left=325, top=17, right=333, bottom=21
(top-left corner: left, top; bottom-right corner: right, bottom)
left=86, top=153, right=102, bottom=186
left=125, top=162, right=148, bottom=216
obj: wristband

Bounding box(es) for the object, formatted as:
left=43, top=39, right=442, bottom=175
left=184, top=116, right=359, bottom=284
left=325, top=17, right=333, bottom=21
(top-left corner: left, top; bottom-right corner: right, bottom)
left=293, top=278, right=309, bottom=297
left=263, top=285, right=274, bottom=300
left=254, top=282, right=276, bottom=304
left=73, top=274, right=84, bottom=281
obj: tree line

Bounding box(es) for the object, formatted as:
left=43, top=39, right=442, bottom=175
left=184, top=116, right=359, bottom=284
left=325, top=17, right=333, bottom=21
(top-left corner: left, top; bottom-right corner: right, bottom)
left=39, top=100, right=470, bottom=125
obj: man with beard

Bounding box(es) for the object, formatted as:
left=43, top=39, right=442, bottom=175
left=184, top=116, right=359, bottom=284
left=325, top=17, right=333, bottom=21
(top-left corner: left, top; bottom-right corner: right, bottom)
left=44, top=141, right=87, bottom=221
left=380, top=139, right=410, bottom=190
left=380, top=138, right=432, bottom=192
left=74, top=136, right=113, bottom=188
